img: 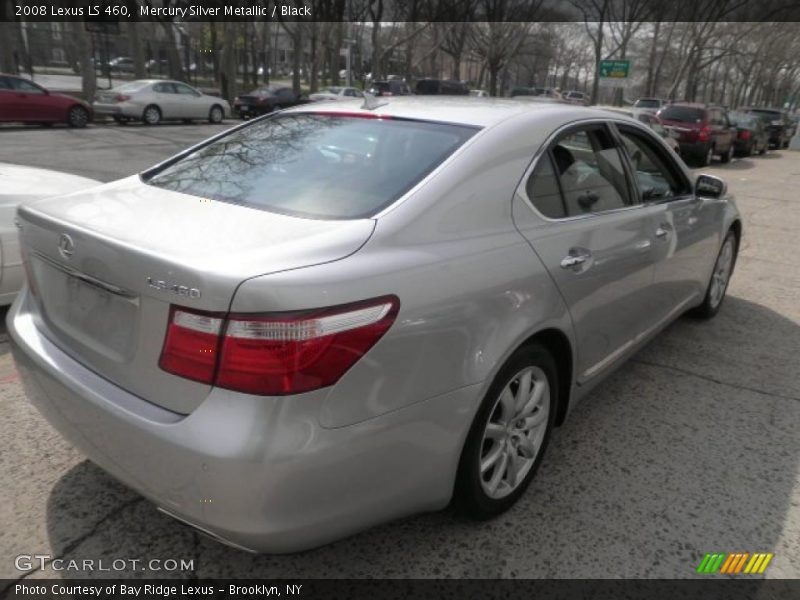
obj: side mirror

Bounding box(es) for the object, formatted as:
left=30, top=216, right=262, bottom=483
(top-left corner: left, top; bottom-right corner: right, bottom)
left=695, top=174, right=727, bottom=199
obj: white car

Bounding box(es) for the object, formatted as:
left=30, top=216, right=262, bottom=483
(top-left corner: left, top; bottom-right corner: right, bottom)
left=469, top=90, right=489, bottom=98
left=93, top=80, right=230, bottom=125
left=0, top=163, right=99, bottom=305
left=309, top=86, right=364, bottom=102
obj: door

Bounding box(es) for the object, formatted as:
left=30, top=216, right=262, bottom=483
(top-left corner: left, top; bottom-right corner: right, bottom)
left=517, top=124, right=662, bottom=383
left=0, top=76, right=21, bottom=121
left=152, top=82, right=181, bottom=119
left=173, top=82, right=207, bottom=118
left=615, top=124, right=720, bottom=323
left=8, top=77, right=54, bottom=121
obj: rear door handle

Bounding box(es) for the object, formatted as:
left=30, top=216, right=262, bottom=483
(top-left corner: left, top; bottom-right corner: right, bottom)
left=655, top=224, right=672, bottom=239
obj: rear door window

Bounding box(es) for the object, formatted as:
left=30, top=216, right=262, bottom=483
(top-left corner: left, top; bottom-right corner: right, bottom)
left=145, top=114, right=479, bottom=219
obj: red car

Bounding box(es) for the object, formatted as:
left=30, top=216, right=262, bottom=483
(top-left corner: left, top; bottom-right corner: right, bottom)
left=656, top=103, right=736, bottom=167
left=0, top=74, right=92, bottom=127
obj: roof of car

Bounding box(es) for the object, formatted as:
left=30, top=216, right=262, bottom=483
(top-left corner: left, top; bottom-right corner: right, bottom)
left=283, top=96, right=622, bottom=128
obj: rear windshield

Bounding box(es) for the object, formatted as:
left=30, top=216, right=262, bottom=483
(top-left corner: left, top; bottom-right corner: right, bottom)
left=747, top=109, right=782, bottom=119
left=635, top=99, right=660, bottom=108
left=145, top=114, right=478, bottom=219
left=659, top=106, right=705, bottom=123
left=728, top=112, right=756, bottom=127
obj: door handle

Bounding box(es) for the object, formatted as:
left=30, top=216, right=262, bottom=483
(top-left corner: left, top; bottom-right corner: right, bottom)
left=655, top=224, right=672, bottom=239
left=560, top=251, right=592, bottom=269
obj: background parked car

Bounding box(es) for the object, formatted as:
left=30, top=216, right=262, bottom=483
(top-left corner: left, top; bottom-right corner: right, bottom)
left=469, top=89, right=489, bottom=98
left=657, top=103, right=736, bottom=167
left=727, top=111, right=769, bottom=157
left=233, top=84, right=305, bottom=118
left=0, top=74, right=92, bottom=127
left=0, top=163, right=99, bottom=305
left=414, top=79, right=469, bottom=95
left=562, top=90, right=588, bottom=105
left=600, top=106, right=681, bottom=157
left=367, top=80, right=411, bottom=96
left=510, top=86, right=558, bottom=99
left=108, top=57, right=135, bottom=74
left=632, top=97, right=666, bottom=119
left=94, top=80, right=229, bottom=125
left=309, top=86, right=363, bottom=102
left=740, top=107, right=794, bottom=149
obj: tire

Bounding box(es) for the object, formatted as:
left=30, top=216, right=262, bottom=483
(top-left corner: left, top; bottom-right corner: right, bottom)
left=208, top=105, right=224, bottom=124
left=67, top=105, right=89, bottom=128
left=720, top=144, right=733, bottom=164
left=454, top=343, right=557, bottom=519
left=696, top=145, right=713, bottom=168
left=113, top=116, right=129, bottom=125
left=182, top=119, right=193, bottom=124
left=689, top=230, right=738, bottom=319
left=759, top=142, right=767, bottom=155
left=142, top=105, right=161, bottom=125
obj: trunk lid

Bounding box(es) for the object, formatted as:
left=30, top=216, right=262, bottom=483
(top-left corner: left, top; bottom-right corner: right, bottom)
left=18, top=176, right=375, bottom=414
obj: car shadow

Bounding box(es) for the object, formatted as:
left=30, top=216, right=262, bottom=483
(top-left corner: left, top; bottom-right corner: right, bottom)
left=45, top=295, right=799, bottom=578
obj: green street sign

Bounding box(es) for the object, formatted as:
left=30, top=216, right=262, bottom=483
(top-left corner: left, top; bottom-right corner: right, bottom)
left=598, top=59, right=630, bottom=88
left=598, top=60, right=630, bottom=79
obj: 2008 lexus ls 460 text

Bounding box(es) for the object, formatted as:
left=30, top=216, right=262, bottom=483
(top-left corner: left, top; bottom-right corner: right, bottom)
left=8, top=97, right=741, bottom=553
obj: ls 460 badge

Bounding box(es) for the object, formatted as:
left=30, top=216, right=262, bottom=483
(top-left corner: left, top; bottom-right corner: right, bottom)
left=146, top=278, right=201, bottom=299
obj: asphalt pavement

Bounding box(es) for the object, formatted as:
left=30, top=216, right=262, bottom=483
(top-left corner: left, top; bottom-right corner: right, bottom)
left=0, top=127, right=798, bottom=582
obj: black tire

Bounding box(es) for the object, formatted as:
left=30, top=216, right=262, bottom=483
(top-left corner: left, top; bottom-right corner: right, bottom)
left=142, top=105, right=161, bottom=125
left=696, top=145, right=713, bottom=168
left=208, top=105, right=224, bottom=124
left=67, top=105, right=89, bottom=128
left=720, top=144, right=733, bottom=164
left=688, top=230, right=738, bottom=320
left=759, top=143, right=767, bottom=155
left=454, top=343, right=558, bottom=519
left=182, top=118, right=193, bottom=124
left=113, top=116, right=129, bottom=125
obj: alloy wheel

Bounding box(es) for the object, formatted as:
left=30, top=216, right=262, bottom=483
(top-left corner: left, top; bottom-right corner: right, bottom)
left=709, top=237, right=735, bottom=309
left=68, top=106, right=88, bottom=128
left=143, top=106, right=161, bottom=125
left=479, top=366, right=550, bottom=499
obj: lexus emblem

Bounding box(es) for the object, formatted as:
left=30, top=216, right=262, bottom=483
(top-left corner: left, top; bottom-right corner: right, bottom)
left=58, top=233, right=75, bottom=259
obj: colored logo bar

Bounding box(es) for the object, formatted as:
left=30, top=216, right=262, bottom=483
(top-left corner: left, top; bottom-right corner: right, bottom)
left=697, top=552, right=774, bottom=574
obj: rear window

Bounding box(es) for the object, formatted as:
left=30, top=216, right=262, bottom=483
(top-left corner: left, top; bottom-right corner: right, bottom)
left=659, top=106, right=705, bottom=123
left=145, top=114, right=478, bottom=219
left=747, top=109, right=782, bottom=120
left=635, top=99, right=660, bottom=108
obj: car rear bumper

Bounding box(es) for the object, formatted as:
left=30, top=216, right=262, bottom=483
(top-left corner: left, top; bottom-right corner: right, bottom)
left=8, top=289, right=477, bottom=553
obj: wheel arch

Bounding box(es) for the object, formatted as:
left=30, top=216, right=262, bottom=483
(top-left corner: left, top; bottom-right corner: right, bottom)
left=517, top=327, right=573, bottom=427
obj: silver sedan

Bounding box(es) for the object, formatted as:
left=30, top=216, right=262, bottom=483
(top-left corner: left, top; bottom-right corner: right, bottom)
left=93, top=79, right=230, bottom=125
left=0, top=163, right=98, bottom=305
left=9, top=98, right=741, bottom=553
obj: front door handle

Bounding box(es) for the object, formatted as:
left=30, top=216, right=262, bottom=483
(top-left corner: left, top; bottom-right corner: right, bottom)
left=560, top=250, right=592, bottom=269
left=655, top=224, right=672, bottom=239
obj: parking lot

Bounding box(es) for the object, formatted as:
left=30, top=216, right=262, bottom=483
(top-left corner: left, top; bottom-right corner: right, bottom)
left=0, top=123, right=798, bottom=582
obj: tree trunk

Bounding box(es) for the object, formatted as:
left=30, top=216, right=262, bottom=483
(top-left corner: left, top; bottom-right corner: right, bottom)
left=0, top=20, right=15, bottom=73
left=291, top=28, right=302, bottom=94
left=71, top=21, right=96, bottom=102
left=309, top=23, right=319, bottom=93
left=127, top=21, right=145, bottom=79
left=645, top=21, right=661, bottom=97
left=220, top=21, right=237, bottom=103
left=160, top=21, right=184, bottom=80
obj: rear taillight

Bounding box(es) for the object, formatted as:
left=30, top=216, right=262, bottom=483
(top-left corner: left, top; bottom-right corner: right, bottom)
left=115, top=94, right=131, bottom=102
left=159, top=296, right=399, bottom=396
left=739, top=130, right=751, bottom=140
left=697, top=125, right=711, bottom=142
left=159, top=308, right=225, bottom=384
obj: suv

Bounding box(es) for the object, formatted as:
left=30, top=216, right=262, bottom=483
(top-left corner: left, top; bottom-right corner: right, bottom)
left=367, top=80, right=411, bottom=97
left=740, top=107, right=794, bottom=149
left=657, top=103, right=736, bottom=167
left=414, top=79, right=468, bottom=95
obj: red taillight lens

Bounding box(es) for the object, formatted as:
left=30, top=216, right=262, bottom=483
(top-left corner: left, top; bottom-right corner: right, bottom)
left=159, top=307, right=224, bottom=384
left=115, top=94, right=131, bottom=102
left=159, top=296, right=399, bottom=395
left=697, top=125, right=711, bottom=142
left=739, top=130, right=751, bottom=140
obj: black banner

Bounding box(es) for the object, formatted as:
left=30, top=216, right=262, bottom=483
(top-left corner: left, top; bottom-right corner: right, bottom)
left=2, top=0, right=800, bottom=23
left=2, top=579, right=800, bottom=600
